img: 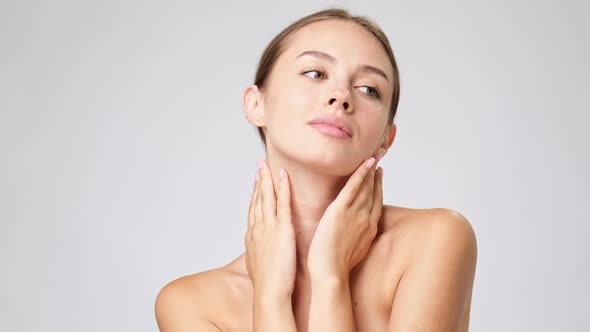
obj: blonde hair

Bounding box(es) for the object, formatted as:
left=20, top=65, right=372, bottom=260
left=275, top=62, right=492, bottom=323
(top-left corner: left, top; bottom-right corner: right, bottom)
left=254, top=8, right=400, bottom=147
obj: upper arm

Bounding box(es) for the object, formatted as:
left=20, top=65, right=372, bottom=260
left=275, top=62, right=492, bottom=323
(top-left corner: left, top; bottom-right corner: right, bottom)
left=155, top=279, right=223, bottom=332
left=387, top=209, right=478, bottom=332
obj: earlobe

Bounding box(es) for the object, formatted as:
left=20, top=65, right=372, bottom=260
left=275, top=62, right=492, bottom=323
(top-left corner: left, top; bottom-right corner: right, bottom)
left=242, top=84, right=265, bottom=127
left=388, top=124, right=397, bottom=147
left=378, top=124, right=396, bottom=157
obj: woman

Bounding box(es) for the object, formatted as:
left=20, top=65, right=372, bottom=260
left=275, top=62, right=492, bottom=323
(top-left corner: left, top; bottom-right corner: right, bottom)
left=155, top=8, right=477, bottom=332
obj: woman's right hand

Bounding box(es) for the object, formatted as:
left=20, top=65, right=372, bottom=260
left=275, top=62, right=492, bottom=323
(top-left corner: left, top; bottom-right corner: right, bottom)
left=244, top=160, right=296, bottom=302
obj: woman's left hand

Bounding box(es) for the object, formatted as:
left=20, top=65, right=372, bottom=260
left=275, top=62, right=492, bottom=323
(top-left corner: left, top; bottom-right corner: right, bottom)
left=307, top=151, right=385, bottom=281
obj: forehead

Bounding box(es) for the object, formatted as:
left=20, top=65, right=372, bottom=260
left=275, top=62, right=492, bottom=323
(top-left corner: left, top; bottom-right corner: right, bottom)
left=281, top=19, right=392, bottom=74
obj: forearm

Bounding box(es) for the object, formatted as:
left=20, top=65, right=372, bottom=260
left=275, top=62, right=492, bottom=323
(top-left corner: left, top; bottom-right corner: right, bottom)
left=253, top=294, right=298, bottom=332
left=308, top=275, right=356, bottom=332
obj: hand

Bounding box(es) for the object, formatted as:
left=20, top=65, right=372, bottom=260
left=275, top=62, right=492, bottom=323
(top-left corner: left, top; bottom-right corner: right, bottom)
left=307, top=151, right=385, bottom=280
left=244, top=160, right=296, bottom=301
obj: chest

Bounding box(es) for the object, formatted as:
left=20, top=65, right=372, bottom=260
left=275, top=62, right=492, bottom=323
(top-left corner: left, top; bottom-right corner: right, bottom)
left=289, top=272, right=393, bottom=332
left=224, top=235, right=403, bottom=332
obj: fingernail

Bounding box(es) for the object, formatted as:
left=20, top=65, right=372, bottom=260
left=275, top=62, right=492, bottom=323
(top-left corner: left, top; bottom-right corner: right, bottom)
left=280, top=167, right=285, bottom=180
left=378, top=167, right=384, bottom=178
left=365, top=157, right=375, bottom=169
left=256, top=160, right=263, bottom=171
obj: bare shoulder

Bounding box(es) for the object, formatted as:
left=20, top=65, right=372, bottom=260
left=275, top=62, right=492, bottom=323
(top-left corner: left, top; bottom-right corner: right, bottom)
left=155, top=266, right=247, bottom=331
left=381, top=206, right=478, bottom=331
left=380, top=205, right=477, bottom=280
left=381, top=205, right=477, bottom=256
left=155, top=270, right=222, bottom=331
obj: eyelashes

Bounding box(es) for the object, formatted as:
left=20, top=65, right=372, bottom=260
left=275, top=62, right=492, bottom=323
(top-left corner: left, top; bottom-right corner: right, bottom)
left=356, top=85, right=383, bottom=99
left=300, top=67, right=327, bottom=80
left=299, top=67, right=383, bottom=99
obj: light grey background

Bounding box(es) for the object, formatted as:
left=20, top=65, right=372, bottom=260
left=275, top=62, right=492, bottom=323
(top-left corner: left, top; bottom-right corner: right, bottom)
left=1, top=0, right=588, bottom=331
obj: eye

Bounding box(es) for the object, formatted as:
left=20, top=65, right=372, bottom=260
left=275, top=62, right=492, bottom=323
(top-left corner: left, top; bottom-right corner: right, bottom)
left=357, top=85, right=382, bottom=99
left=300, top=68, right=327, bottom=80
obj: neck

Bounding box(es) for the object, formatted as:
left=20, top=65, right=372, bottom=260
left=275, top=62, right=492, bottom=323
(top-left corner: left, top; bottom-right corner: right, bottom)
left=264, top=151, right=350, bottom=278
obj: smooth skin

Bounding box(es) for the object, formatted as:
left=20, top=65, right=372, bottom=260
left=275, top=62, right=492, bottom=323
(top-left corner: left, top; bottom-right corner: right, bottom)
left=155, top=19, right=477, bottom=332
left=155, top=167, right=477, bottom=331
left=246, top=156, right=383, bottom=331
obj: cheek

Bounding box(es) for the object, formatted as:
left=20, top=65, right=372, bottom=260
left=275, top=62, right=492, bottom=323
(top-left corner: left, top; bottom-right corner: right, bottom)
left=265, top=83, right=317, bottom=131
left=356, top=109, right=388, bottom=140
left=281, top=83, right=320, bottom=114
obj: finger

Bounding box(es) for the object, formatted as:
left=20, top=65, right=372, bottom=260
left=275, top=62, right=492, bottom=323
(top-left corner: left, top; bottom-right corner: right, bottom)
left=351, top=153, right=379, bottom=205
left=276, top=167, right=292, bottom=224
left=258, top=160, right=277, bottom=222
left=338, top=157, right=376, bottom=207
left=369, top=167, right=384, bottom=226
left=244, top=251, right=252, bottom=280
left=351, top=165, right=376, bottom=214
left=353, top=149, right=384, bottom=208
left=248, top=171, right=260, bottom=228
left=254, top=165, right=263, bottom=224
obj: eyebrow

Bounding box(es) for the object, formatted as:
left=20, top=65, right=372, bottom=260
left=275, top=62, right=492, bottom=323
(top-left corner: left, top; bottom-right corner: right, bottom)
left=295, top=50, right=389, bottom=82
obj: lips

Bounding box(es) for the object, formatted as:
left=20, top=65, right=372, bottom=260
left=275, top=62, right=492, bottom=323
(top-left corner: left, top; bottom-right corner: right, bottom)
left=308, top=115, right=352, bottom=137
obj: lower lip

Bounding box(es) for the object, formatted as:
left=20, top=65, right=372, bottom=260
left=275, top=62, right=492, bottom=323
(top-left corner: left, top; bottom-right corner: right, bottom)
left=309, top=123, right=351, bottom=139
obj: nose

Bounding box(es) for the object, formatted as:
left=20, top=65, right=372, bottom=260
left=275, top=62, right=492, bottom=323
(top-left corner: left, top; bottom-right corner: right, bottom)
left=327, top=88, right=352, bottom=112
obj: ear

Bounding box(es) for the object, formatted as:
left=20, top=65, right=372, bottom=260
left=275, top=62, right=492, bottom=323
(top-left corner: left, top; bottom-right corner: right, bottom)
left=387, top=123, right=397, bottom=147
left=242, top=84, right=266, bottom=127
left=377, top=123, right=397, bottom=156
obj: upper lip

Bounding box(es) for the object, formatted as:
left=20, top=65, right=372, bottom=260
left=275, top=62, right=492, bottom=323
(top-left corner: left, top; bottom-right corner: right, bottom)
left=308, top=114, right=353, bottom=137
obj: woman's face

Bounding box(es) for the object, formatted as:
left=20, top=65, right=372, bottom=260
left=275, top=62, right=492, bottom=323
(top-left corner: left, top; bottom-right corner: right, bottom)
left=255, top=19, right=395, bottom=175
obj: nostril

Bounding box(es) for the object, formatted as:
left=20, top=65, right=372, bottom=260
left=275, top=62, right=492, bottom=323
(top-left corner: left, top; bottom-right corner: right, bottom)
left=343, top=101, right=349, bottom=110
left=329, top=98, right=336, bottom=105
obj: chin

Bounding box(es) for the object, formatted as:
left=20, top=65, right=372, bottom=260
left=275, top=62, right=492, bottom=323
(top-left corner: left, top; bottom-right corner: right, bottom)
left=268, top=133, right=362, bottom=174
left=303, top=153, right=361, bottom=176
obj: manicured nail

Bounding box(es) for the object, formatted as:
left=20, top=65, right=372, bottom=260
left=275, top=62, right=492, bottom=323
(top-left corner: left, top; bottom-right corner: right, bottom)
left=280, top=167, right=285, bottom=180
left=256, top=160, right=263, bottom=171
left=365, top=157, right=375, bottom=169
left=377, top=167, right=384, bottom=178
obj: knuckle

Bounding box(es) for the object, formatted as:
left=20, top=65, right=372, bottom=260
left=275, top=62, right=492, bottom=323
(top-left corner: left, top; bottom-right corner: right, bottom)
left=368, top=222, right=378, bottom=234
left=252, top=223, right=263, bottom=236
left=356, top=214, right=370, bottom=226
